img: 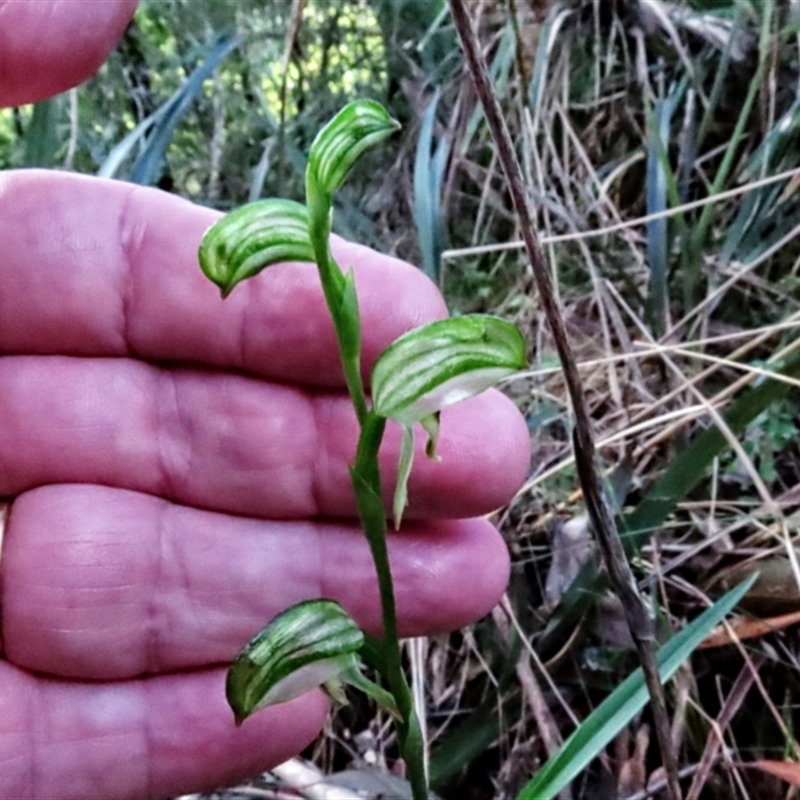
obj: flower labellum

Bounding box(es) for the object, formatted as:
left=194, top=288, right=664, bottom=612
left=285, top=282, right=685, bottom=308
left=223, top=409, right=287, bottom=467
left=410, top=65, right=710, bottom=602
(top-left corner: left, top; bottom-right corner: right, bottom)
left=371, top=314, right=526, bottom=424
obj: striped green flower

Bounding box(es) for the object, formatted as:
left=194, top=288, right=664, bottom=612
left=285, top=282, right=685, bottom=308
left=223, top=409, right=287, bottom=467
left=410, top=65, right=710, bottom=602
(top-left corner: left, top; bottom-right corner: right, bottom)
left=226, top=599, right=364, bottom=724
left=307, top=100, right=400, bottom=197
left=199, top=198, right=315, bottom=298
left=371, top=315, right=526, bottom=424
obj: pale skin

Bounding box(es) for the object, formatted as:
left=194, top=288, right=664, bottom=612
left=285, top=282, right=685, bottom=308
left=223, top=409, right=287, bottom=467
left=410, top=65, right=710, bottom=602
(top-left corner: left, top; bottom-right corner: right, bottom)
left=0, top=2, right=530, bottom=798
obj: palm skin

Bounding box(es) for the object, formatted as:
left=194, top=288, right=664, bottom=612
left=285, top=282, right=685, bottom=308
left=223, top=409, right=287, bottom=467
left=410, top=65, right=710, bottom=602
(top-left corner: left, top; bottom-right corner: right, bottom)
left=0, top=4, right=530, bottom=798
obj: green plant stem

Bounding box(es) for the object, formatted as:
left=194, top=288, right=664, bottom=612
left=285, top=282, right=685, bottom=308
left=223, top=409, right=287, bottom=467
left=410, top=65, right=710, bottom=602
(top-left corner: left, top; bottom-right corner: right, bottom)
left=350, top=412, right=428, bottom=800
left=306, top=132, right=426, bottom=799
left=307, top=183, right=369, bottom=424
left=306, top=189, right=426, bottom=795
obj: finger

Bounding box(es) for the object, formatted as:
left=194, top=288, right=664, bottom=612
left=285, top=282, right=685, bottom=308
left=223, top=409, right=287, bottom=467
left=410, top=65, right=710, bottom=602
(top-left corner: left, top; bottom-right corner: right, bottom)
left=0, top=357, right=529, bottom=519
left=2, top=484, right=510, bottom=679
left=0, top=0, right=137, bottom=107
left=0, top=171, right=447, bottom=386
left=0, top=662, right=327, bottom=800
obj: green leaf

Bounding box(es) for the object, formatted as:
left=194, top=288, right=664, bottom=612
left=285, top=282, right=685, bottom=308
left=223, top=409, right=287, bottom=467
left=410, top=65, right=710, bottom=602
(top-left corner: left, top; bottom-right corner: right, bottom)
left=625, top=349, right=800, bottom=550
left=226, top=599, right=364, bottom=724
left=371, top=315, right=526, bottom=423
left=645, top=88, right=678, bottom=335
left=130, top=35, right=241, bottom=186
left=24, top=98, right=61, bottom=168
left=515, top=576, right=756, bottom=800
left=413, top=88, right=448, bottom=282
left=306, top=99, right=400, bottom=198
left=198, top=198, right=315, bottom=297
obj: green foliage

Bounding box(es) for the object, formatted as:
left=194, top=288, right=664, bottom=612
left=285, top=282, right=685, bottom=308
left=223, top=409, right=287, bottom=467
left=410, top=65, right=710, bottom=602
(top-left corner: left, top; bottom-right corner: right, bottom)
left=625, top=350, right=800, bottom=547
left=414, top=88, right=448, bottom=282
left=5, top=1, right=800, bottom=795
left=725, top=396, right=799, bottom=485
left=0, top=0, right=394, bottom=223
left=516, top=577, right=756, bottom=800
left=199, top=99, right=526, bottom=800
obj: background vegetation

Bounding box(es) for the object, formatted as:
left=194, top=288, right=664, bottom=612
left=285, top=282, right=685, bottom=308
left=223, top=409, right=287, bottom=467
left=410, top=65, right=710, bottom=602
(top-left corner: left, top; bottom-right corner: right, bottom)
left=6, top=0, right=800, bottom=797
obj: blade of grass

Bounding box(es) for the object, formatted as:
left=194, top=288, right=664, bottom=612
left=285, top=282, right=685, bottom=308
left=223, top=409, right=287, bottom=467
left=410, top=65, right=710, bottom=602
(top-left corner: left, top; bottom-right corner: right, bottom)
left=719, top=95, right=800, bottom=265
left=624, top=347, right=800, bottom=547
left=98, top=107, right=161, bottom=179
left=685, top=1, right=773, bottom=304
left=461, top=22, right=518, bottom=155
left=130, top=34, right=241, bottom=185
left=528, top=5, right=573, bottom=125
left=646, top=87, right=676, bottom=335
left=414, top=88, right=448, bottom=283
left=23, top=98, right=60, bottom=168
left=694, top=3, right=740, bottom=148
left=515, top=576, right=756, bottom=800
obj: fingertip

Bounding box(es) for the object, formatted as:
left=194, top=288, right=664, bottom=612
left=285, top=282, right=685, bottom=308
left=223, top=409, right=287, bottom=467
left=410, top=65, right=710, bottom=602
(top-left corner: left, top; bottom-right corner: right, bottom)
left=329, top=518, right=511, bottom=638
left=405, top=388, right=531, bottom=518
left=147, top=678, right=330, bottom=798
left=0, top=0, right=137, bottom=107
left=398, top=518, right=511, bottom=635
left=145, top=675, right=329, bottom=797
left=0, top=662, right=330, bottom=800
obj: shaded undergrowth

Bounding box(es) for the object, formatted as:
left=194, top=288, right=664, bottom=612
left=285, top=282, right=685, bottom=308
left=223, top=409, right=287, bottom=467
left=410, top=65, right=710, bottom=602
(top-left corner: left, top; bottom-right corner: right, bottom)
left=171, top=1, right=800, bottom=797
left=8, top=0, right=800, bottom=797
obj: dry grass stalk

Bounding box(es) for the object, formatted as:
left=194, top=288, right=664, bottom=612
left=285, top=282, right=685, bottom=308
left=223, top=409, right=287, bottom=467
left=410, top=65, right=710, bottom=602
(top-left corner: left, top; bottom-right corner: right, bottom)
left=448, top=1, right=683, bottom=798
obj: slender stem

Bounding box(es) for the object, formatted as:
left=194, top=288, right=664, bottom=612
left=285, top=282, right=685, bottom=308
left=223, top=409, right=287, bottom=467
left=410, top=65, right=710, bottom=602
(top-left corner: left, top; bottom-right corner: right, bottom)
left=306, top=153, right=427, bottom=800
left=307, top=184, right=369, bottom=423
left=352, top=414, right=398, bottom=651
left=350, top=412, right=428, bottom=800
left=447, top=2, right=682, bottom=799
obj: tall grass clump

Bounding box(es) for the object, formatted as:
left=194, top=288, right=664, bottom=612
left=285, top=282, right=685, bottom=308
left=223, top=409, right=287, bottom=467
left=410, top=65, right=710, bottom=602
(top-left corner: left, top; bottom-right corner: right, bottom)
left=7, top=0, right=800, bottom=796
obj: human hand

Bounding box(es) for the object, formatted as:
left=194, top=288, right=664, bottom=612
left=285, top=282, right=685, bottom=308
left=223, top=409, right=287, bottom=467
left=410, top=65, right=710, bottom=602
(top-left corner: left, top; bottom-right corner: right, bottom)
left=0, top=3, right=530, bottom=798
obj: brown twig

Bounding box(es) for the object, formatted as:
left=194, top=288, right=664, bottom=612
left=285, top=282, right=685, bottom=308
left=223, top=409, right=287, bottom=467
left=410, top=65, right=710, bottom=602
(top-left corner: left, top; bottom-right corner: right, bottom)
left=446, top=2, right=683, bottom=799
left=685, top=658, right=760, bottom=800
